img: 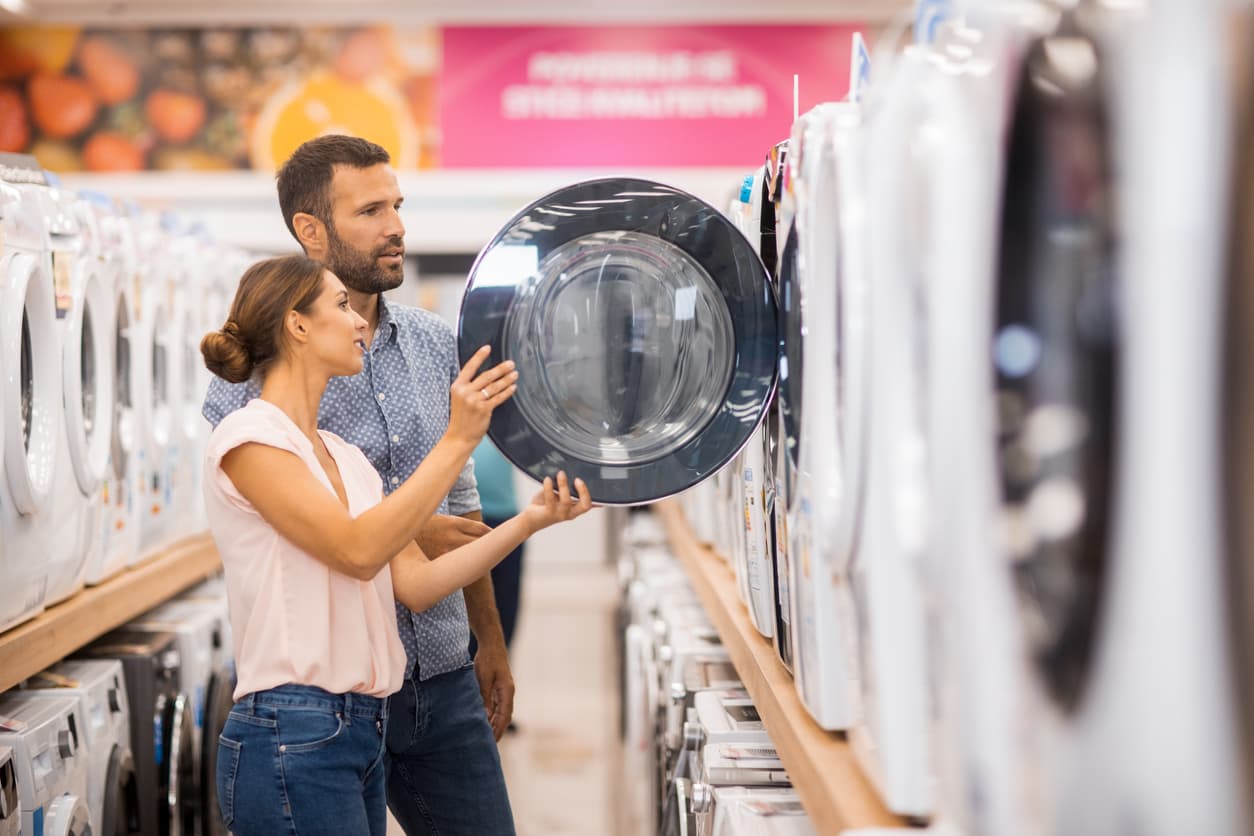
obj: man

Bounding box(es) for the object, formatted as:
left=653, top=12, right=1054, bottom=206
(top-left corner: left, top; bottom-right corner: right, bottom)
left=203, top=135, right=516, bottom=835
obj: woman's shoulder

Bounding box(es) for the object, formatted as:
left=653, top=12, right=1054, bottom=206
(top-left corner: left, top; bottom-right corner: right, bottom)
left=208, top=399, right=306, bottom=460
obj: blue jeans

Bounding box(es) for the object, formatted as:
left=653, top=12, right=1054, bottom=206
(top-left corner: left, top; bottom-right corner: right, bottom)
left=385, top=664, right=515, bottom=835
left=216, top=685, right=389, bottom=836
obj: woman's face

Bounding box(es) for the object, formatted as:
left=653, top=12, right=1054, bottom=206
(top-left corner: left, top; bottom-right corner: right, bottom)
left=303, top=270, right=368, bottom=377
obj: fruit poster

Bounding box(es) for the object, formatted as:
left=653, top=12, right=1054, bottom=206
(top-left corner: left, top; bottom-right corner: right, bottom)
left=0, top=25, right=439, bottom=172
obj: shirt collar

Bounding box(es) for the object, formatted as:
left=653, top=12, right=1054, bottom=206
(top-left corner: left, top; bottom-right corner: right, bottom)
left=374, top=294, right=399, bottom=346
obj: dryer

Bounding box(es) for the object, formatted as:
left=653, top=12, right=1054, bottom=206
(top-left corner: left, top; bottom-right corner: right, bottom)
left=0, top=745, right=18, bottom=836
left=0, top=155, right=61, bottom=632
left=0, top=693, right=93, bottom=836
left=42, top=187, right=115, bottom=605
left=132, top=597, right=236, bottom=836
left=26, top=659, right=140, bottom=836
left=78, top=628, right=197, bottom=836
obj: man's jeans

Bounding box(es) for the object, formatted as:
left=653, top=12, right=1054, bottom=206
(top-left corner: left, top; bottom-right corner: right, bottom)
left=385, top=663, right=516, bottom=835
left=216, top=684, right=389, bottom=836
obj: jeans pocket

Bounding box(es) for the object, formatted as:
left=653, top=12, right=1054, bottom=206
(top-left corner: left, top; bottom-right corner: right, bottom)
left=276, top=708, right=345, bottom=753
left=216, top=736, right=242, bottom=828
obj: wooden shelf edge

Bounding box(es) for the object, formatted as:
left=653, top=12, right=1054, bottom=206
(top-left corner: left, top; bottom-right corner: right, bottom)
left=652, top=500, right=905, bottom=833
left=0, top=534, right=222, bottom=693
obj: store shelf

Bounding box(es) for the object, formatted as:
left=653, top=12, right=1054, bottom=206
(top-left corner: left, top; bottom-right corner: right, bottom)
left=0, top=534, right=222, bottom=693
left=653, top=500, right=906, bottom=833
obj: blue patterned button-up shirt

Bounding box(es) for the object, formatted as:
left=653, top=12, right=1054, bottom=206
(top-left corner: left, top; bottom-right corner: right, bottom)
left=203, top=297, right=480, bottom=681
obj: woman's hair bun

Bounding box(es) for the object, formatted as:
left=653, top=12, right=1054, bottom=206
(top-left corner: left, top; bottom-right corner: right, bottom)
left=201, top=322, right=254, bottom=384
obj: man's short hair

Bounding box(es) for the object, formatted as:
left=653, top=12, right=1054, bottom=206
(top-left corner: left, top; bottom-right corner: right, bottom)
left=275, top=135, right=391, bottom=240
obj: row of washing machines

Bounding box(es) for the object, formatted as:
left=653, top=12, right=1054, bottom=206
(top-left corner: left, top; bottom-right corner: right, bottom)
left=684, top=1, right=1253, bottom=834
left=0, top=575, right=234, bottom=836
left=0, top=151, right=245, bottom=635
left=617, top=511, right=815, bottom=836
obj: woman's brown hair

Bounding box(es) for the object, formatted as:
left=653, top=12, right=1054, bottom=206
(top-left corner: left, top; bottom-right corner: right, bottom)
left=201, top=254, right=326, bottom=383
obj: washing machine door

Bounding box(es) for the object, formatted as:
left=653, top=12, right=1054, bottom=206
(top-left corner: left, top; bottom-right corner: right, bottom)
left=101, top=745, right=140, bottom=836
left=458, top=179, right=778, bottom=505
left=64, top=257, right=114, bottom=497
left=992, top=9, right=1118, bottom=714
left=2, top=247, right=59, bottom=515
left=0, top=749, right=17, bottom=836
left=44, top=793, right=93, bottom=836
left=200, top=666, right=234, bottom=836
left=160, top=693, right=196, bottom=836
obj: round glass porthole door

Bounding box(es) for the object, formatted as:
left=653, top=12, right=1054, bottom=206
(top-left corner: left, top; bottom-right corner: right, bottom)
left=111, top=297, right=135, bottom=484
left=992, top=12, right=1118, bottom=714
left=64, top=267, right=114, bottom=496
left=459, top=178, right=778, bottom=505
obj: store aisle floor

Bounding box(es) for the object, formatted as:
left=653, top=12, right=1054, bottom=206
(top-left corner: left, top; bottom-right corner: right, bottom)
left=388, top=559, right=620, bottom=835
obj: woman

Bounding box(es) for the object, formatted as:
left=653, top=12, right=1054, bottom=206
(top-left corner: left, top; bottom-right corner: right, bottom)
left=199, top=254, right=591, bottom=836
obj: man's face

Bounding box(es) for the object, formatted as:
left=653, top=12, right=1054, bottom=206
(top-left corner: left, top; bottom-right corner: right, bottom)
left=324, top=163, right=406, bottom=294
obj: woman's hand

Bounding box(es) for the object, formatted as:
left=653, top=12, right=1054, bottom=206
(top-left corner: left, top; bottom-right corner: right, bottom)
left=448, top=346, right=518, bottom=445
left=522, top=471, right=593, bottom=534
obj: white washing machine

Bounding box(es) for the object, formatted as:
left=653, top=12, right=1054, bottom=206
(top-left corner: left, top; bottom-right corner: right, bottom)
left=79, top=196, right=142, bottom=584
left=41, top=187, right=114, bottom=606
left=849, top=40, right=938, bottom=823
left=0, top=157, right=61, bottom=632
left=134, top=214, right=184, bottom=562
left=25, top=659, right=139, bottom=836
left=0, top=745, right=18, bottom=836
left=786, top=100, right=866, bottom=733
left=704, top=787, right=815, bottom=836
left=0, top=693, right=93, bottom=836
left=1049, top=1, right=1249, bottom=833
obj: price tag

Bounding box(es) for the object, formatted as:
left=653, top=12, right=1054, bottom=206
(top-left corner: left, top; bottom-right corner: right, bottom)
left=52, top=251, right=73, bottom=318
left=0, top=715, right=27, bottom=733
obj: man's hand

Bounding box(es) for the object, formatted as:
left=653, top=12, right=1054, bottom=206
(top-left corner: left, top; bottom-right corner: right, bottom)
left=416, top=514, right=492, bottom=559
left=474, top=642, right=515, bottom=740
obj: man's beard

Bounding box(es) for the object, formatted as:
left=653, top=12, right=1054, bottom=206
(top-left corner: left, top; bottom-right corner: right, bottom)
left=325, top=224, right=405, bottom=294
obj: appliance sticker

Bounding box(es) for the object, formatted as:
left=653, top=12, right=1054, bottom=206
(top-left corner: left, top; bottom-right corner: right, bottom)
left=52, top=252, right=73, bottom=318
left=0, top=717, right=25, bottom=733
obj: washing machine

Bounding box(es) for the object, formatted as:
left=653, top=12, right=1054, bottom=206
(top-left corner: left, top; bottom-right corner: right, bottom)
left=849, top=39, right=939, bottom=823
left=458, top=177, right=777, bottom=508
left=703, top=787, right=815, bottom=836
left=1040, top=1, right=1247, bottom=832
left=131, top=597, right=235, bottom=836
left=83, top=197, right=143, bottom=584
left=78, top=628, right=197, bottom=836
left=26, top=659, right=140, bottom=836
left=0, top=155, right=60, bottom=632
left=0, top=745, right=18, bottom=836
left=134, top=214, right=183, bottom=563
left=41, top=187, right=115, bottom=606
left=690, top=741, right=791, bottom=836
left=786, top=99, right=867, bottom=734
left=0, top=693, right=93, bottom=836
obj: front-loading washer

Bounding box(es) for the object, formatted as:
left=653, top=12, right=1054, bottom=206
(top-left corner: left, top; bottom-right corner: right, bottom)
left=0, top=155, right=61, bottom=631
left=78, top=628, right=197, bottom=836
left=1046, top=1, right=1248, bottom=833
left=457, top=178, right=778, bottom=507
left=26, top=659, right=140, bottom=836
left=705, top=787, right=815, bottom=836
left=41, top=187, right=114, bottom=605
left=133, top=214, right=182, bottom=563
left=0, top=745, right=18, bottom=836
left=786, top=100, right=866, bottom=734
left=131, top=597, right=235, bottom=836
left=0, top=693, right=93, bottom=836
left=849, top=40, right=938, bottom=823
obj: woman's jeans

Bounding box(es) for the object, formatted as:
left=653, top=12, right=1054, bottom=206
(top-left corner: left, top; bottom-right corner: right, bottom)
left=216, top=684, right=389, bottom=836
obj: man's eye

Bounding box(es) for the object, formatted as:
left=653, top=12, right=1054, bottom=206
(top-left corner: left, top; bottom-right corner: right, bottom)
left=363, top=207, right=378, bottom=216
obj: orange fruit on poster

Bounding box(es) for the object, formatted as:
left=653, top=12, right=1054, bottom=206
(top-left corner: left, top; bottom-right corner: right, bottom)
left=146, top=90, right=207, bottom=143
left=251, top=71, right=416, bottom=170
left=28, top=73, right=98, bottom=139
left=84, top=132, right=145, bottom=172
left=0, top=27, right=80, bottom=81
left=0, top=86, right=30, bottom=152
left=78, top=37, right=140, bottom=105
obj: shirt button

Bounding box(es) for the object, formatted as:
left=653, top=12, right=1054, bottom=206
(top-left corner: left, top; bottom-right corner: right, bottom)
left=391, top=435, right=400, bottom=443
left=391, top=476, right=400, bottom=485
left=376, top=392, right=386, bottom=402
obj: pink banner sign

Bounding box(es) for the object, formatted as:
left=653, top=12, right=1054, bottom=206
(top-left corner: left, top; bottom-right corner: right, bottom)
left=440, top=25, right=861, bottom=168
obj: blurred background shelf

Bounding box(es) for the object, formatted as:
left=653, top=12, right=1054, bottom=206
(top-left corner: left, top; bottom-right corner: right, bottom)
left=0, top=534, right=222, bottom=693
left=653, top=499, right=905, bottom=833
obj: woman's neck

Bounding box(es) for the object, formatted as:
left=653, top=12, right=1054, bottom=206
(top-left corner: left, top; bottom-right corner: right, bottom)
left=258, top=359, right=329, bottom=443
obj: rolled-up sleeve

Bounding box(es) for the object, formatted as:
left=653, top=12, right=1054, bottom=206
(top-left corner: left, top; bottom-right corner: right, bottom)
left=448, top=455, right=481, bottom=516
left=203, top=375, right=260, bottom=428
